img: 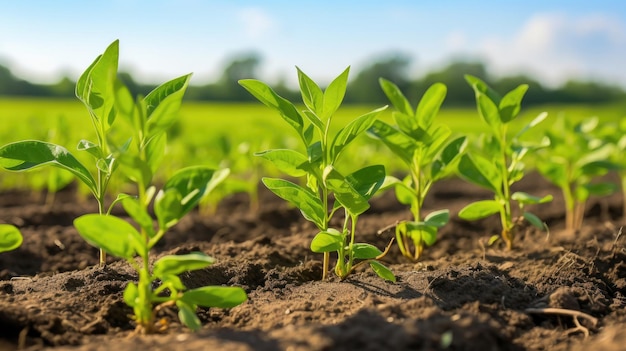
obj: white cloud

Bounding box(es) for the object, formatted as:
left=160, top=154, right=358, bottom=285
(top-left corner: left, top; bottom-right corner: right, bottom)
left=237, top=7, right=275, bottom=39
left=478, top=12, right=626, bottom=87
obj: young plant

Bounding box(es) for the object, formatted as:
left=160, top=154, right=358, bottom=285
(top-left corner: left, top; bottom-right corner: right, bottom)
left=239, top=67, right=395, bottom=282
left=72, top=51, right=246, bottom=333
left=0, top=41, right=124, bottom=265
left=368, top=79, right=466, bottom=261
left=535, top=116, right=618, bottom=231
left=458, top=75, right=552, bottom=250
left=0, top=224, right=22, bottom=253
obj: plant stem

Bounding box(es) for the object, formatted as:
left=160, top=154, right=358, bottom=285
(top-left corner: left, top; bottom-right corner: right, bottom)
left=499, top=127, right=514, bottom=250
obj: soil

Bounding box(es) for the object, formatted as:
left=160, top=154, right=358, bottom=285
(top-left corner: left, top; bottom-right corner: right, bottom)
left=0, top=172, right=625, bottom=351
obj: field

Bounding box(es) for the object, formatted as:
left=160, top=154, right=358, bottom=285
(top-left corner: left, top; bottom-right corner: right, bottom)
left=0, top=97, right=625, bottom=350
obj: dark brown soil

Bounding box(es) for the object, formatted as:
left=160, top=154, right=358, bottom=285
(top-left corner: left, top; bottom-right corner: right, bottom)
left=0, top=173, right=625, bottom=351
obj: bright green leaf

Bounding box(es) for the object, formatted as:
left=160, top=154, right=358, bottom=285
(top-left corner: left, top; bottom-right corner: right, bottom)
left=379, top=78, right=412, bottom=116
left=310, top=229, right=343, bottom=253
left=458, top=200, right=502, bottom=220
left=297, top=67, right=324, bottom=114
left=323, top=166, right=370, bottom=216
left=255, top=149, right=308, bottom=177
left=238, top=79, right=304, bottom=136
left=182, top=286, right=248, bottom=309
left=0, top=141, right=97, bottom=195
left=74, top=214, right=140, bottom=259
left=153, top=252, right=215, bottom=276
left=176, top=301, right=201, bottom=331
left=416, top=82, right=446, bottom=128
left=262, top=178, right=325, bottom=229
left=123, top=282, right=138, bottom=307
left=424, top=209, right=449, bottom=227
left=457, top=154, right=500, bottom=193
left=0, top=224, right=22, bottom=253
left=367, top=120, right=415, bottom=165
left=498, top=84, right=528, bottom=123
left=121, top=197, right=155, bottom=236
left=369, top=261, right=396, bottom=282
left=344, top=165, right=386, bottom=200
left=322, top=66, right=350, bottom=119
left=145, top=74, right=191, bottom=138
left=352, top=243, right=382, bottom=259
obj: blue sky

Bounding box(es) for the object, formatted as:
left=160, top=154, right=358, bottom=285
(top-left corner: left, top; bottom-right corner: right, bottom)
left=1, top=1, right=625, bottom=88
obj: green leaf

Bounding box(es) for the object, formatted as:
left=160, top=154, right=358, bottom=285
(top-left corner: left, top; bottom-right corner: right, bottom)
left=74, top=214, right=140, bottom=259
left=302, top=110, right=325, bottom=133
left=465, top=75, right=501, bottom=105
left=498, top=84, right=528, bottom=123
left=323, top=166, right=370, bottom=217
left=379, top=78, right=412, bottom=116
left=511, top=192, right=553, bottom=205
left=367, top=120, right=415, bottom=165
left=262, top=178, right=325, bottom=229
left=182, top=286, right=247, bottom=309
left=76, top=40, right=119, bottom=127
left=523, top=212, right=547, bottom=230
left=416, top=82, right=446, bottom=128
left=145, top=74, right=191, bottom=138
left=160, top=166, right=230, bottom=220
left=369, top=261, right=396, bottom=282
left=153, top=252, right=215, bottom=276
left=458, top=200, right=502, bottom=220
left=344, top=165, right=386, bottom=200
left=77, top=140, right=104, bottom=159
left=424, top=209, right=449, bottom=227
left=352, top=243, right=382, bottom=259
left=121, top=197, right=155, bottom=236
left=0, top=224, right=22, bottom=253
left=145, top=133, right=166, bottom=174
left=457, top=154, right=500, bottom=193
left=154, top=189, right=183, bottom=229
left=0, top=141, right=97, bottom=196
left=297, top=67, right=324, bottom=114
left=476, top=92, right=501, bottom=131
left=255, top=149, right=308, bottom=177
left=176, top=301, right=202, bottom=331
left=393, top=111, right=419, bottom=137
left=239, top=79, right=304, bottom=136
left=310, top=229, right=343, bottom=253
left=123, top=282, right=138, bottom=307
left=322, top=66, right=350, bottom=119
left=394, top=176, right=416, bottom=206
left=331, top=106, right=387, bottom=161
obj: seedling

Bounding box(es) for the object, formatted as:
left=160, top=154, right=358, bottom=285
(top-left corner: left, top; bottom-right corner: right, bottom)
left=458, top=75, right=552, bottom=249
left=536, top=116, right=618, bottom=231
left=369, top=79, right=466, bottom=261
left=72, top=44, right=246, bottom=333
left=0, top=41, right=125, bottom=265
left=239, top=67, right=395, bottom=281
left=0, top=224, right=22, bottom=253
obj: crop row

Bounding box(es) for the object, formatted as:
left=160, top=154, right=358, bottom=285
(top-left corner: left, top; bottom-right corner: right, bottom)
left=0, top=40, right=624, bottom=333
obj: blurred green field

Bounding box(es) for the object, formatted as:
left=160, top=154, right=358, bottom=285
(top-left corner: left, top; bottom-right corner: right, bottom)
left=0, top=97, right=624, bottom=195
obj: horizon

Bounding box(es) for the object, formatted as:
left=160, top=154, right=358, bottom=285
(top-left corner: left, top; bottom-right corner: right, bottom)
left=1, top=1, right=625, bottom=88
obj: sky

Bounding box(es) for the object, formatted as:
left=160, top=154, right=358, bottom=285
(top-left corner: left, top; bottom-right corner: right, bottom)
left=0, top=0, right=625, bottom=88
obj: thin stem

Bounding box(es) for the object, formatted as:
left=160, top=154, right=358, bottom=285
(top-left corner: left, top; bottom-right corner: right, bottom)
left=498, top=125, right=513, bottom=249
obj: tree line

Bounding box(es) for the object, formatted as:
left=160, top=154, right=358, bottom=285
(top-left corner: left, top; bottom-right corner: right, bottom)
left=1, top=53, right=624, bottom=106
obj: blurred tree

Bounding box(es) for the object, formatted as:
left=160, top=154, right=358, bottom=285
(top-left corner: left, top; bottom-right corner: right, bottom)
left=345, top=53, right=412, bottom=104
left=416, top=61, right=489, bottom=106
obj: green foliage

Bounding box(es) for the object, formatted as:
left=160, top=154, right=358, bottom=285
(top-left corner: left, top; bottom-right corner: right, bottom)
left=368, top=79, right=466, bottom=261
left=537, top=116, right=619, bottom=230
left=240, top=67, right=395, bottom=281
left=0, top=224, right=22, bottom=253
left=0, top=40, right=246, bottom=333
left=458, top=75, right=552, bottom=250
